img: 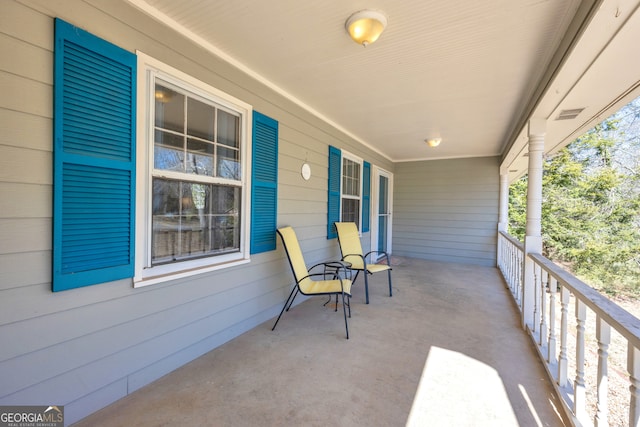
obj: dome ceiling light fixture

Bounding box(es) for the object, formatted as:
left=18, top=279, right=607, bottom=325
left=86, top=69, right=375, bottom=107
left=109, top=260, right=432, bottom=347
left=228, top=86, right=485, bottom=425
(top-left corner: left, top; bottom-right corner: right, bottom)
left=345, top=10, right=387, bottom=47
left=426, top=138, right=442, bottom=148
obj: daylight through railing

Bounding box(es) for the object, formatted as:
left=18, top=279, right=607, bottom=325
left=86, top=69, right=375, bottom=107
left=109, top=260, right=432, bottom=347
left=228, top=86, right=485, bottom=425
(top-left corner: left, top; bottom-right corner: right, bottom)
left=497, top=231, right=640, bottom=427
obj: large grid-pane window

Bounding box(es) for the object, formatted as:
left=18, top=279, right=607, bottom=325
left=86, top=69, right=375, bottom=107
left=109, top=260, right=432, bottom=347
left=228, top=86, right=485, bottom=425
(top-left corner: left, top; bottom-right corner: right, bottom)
left=152, top=80, right=242, bottom=266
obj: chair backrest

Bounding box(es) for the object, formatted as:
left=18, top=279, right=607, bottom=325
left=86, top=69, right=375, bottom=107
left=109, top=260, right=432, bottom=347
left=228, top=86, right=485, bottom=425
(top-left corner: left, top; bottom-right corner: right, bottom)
left=277, top=227, right=311, bottom=287
left=335, top=222, right=365, bottom=269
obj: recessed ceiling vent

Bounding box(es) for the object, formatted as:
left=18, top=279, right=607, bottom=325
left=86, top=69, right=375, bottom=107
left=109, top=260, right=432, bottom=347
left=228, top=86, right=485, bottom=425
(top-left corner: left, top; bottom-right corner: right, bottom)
left=555, top=108, right=585, bottom=120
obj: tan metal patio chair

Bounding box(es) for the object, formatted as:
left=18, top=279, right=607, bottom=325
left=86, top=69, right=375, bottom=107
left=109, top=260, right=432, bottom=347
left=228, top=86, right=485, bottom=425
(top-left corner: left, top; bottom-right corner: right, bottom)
left=272, top=226, right=353, bottom=339
left=335, top=222, right=392, bottom=304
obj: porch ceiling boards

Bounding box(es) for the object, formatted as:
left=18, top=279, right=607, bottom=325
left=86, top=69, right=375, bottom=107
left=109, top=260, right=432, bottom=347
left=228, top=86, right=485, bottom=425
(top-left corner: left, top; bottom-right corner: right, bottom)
left=125, top=0, right=578, bottom=162
left=127, top=0, right=640, bottom=178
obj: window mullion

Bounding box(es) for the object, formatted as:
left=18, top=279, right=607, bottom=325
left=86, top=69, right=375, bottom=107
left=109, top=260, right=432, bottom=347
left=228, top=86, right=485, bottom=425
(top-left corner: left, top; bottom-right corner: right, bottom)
left=183, top=95, right=188, bottom=173
left=213, top=109, right=218, bottom=178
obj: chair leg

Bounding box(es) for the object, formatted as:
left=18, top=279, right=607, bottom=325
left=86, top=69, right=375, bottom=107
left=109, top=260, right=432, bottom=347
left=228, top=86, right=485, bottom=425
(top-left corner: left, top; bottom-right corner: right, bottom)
left=364, top=272, right=370, bottom=304
left=388, top=270, right=393, bottom=297
left=272, top=286, right=298, bottom=331
left=341, top=291, right=349, bottom=339
left=351, top=270, right=360, bottom=285
left=285, top=288, right=299, bottom=311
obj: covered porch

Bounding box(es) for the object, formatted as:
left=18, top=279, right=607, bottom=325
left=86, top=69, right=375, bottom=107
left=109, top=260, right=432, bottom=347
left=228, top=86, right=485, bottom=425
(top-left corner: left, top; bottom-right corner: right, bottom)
left=73, top=257, right=568, bottom=426
left=3, top=1, right=640, bottom=425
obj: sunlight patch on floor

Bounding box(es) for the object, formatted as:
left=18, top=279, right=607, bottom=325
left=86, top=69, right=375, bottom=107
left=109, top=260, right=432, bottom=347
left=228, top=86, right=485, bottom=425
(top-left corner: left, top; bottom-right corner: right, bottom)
left=406, top=346, right=519, bottom=426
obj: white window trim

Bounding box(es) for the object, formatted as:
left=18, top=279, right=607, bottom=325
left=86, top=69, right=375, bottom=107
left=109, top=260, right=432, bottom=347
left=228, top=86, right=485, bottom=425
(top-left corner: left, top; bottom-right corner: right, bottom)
left=134, top=52, right=252, bottom=287
left=340, top=150, right=363, bottom=231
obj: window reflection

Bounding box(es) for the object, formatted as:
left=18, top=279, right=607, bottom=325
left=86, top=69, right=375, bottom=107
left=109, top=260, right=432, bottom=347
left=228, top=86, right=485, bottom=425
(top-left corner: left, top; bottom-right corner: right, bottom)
left=152, top=178, right=241, bottom=264
left=151, top=80, right=243, bottom=266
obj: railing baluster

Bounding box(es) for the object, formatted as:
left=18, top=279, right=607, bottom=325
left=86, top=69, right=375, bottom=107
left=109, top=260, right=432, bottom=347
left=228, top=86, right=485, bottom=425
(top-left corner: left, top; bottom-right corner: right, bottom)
left=516, top=250, right=520, bottom=300
left=498, top=236, right=502, bottom=266
left=540, top=269, right=548, bottom=348
left=507, top=240, right=513, bottom=289
left=506, top=240, right=512, bottom=291
left=518, top=250, right=524, bottom=307
left=532, top=263, right=540, bottom=336
left=558, top=285, right=569, bottom=387
left=510, top=242, right=516, bottom=295
left=503, top=235, right=508, bottom=281
left=511, top=246, right=515, bottom=294
left=595, top=316, right=610, bottom=427
left=548, top=276, right=557, bottom=365
left=498, top=235, right=503, bottom=271
left=575, top=300, right=587, bottom=423
left=511, top=247, right=516, bottom=296
left=629, top=345, right=640, bottom=427
left=510, top=243, right=516, bottom=295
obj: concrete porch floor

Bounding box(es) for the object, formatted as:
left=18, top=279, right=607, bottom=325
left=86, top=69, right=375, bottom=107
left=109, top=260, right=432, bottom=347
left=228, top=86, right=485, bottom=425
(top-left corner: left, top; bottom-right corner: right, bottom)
left=73, top=257, right=569, bottom=426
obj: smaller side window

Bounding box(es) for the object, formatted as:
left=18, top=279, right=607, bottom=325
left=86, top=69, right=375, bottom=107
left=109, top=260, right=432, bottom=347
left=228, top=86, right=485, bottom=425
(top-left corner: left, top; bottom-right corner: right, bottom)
left=341, top=155, right=362, bottom=229
left=327, top=146, right=368, bottom=238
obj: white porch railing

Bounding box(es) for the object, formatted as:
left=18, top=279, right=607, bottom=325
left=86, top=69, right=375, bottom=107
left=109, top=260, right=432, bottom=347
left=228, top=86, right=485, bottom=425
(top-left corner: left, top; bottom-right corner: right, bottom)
left=497, top=231, right=524, bottom=310
left=498, top=231, right=640, bottom=427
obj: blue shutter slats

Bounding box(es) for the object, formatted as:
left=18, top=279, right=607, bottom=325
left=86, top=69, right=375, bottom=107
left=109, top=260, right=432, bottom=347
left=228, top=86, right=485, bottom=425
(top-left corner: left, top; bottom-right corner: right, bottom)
left=362, top=161, right=371, bottom=233
left=327, top=146, right=341, bottom=239
left=53, top=19, right=136, bottom=291
left=60, top=165, right=132, bottom=274
left=250, top=111, right=278, bottom=254
left=62, top=41, right=134, bottom=160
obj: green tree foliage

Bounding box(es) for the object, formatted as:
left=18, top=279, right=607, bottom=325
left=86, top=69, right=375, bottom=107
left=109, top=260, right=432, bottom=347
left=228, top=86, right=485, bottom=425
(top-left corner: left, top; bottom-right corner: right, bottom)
left=509, top=98, right=640, bottom=298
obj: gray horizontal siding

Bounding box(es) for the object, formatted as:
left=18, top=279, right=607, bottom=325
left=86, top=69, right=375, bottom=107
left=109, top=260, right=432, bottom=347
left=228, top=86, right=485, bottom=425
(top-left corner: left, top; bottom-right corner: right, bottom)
left=0, top=1, right=393, bottom=424
left=393, top=157, right=499, bottom=266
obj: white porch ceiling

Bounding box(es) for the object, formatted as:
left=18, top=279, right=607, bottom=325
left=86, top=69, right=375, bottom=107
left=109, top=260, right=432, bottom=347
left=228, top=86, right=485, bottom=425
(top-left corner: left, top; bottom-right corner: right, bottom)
left=127, top=0, right=640, bottom=172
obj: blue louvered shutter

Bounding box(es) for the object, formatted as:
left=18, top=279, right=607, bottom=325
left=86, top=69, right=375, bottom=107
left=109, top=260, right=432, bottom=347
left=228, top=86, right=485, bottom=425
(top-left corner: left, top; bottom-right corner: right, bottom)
left=362, top=161, right=371, bottom=232
left=327, top=146, right=341, bottom=239
left=53, top=19, right=136, bottom=291
left=250, top=111, right=278, bottom=254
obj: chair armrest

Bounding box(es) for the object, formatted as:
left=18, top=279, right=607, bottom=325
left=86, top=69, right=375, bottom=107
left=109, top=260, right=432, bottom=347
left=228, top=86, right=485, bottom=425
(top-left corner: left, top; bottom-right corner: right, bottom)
left=364, top=250, right=391, bottom=266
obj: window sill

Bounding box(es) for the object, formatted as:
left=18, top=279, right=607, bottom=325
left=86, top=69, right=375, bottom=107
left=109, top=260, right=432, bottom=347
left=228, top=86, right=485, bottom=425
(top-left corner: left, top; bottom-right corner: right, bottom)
left=134, top=256, right=250, bottom=288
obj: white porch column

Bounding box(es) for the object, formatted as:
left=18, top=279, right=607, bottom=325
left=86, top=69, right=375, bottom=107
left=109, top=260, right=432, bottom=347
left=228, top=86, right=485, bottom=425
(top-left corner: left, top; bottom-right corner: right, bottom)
left=522, top=118, right=545, bottom=329
left=498, top=168, right=509, bottom=233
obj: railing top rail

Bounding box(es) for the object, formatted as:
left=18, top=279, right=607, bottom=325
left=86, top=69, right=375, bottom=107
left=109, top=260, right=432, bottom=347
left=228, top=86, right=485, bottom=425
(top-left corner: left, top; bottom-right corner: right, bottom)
left=498, top=230, right=524, bottom=251
left=529, top=252, right=640, bottom=350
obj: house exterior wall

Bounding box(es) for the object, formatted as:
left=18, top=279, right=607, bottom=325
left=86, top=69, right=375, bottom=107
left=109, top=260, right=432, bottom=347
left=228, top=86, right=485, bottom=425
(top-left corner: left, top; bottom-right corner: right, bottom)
left=393, top=157, right=500, bottom=266
left=0, top=0, right=392, bottom=424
